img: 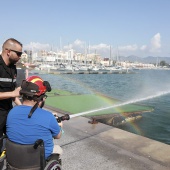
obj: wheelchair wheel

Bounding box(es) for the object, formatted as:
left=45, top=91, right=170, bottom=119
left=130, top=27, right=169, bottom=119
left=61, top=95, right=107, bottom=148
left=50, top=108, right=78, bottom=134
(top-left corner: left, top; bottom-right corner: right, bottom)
left=44, top=160, right=62, bottom=170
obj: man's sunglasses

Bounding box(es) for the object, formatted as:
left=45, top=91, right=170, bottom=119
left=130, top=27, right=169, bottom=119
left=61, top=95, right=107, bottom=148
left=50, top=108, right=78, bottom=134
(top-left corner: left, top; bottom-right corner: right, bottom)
left=6, top=49, right=22, bottom=56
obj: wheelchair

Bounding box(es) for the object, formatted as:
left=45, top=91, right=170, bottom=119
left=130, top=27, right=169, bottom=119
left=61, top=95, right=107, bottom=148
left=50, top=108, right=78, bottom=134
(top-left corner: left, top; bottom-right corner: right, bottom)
left=0, top=135, right=62, bottom=170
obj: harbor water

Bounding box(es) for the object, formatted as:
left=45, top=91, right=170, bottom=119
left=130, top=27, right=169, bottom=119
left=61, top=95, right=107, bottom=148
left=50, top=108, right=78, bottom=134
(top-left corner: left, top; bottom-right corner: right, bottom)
left=38, top=69, right=170, bottom=145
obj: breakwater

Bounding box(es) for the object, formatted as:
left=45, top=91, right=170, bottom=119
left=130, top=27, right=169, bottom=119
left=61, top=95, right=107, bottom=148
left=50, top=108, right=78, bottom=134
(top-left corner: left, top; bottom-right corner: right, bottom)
left=30, top=69, right=136, bottom=75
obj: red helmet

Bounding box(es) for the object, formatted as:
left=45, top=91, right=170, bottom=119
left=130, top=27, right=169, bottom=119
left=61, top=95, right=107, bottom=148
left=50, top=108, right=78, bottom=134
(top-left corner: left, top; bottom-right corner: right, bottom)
left=20, top=75, right=51, bottom=97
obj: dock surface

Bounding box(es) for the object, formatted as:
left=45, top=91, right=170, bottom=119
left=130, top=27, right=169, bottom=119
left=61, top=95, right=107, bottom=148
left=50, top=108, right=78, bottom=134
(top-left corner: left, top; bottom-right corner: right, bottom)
left=2, top=108, right=169, bottom=170
left=54, top=111, right=170, bottom=170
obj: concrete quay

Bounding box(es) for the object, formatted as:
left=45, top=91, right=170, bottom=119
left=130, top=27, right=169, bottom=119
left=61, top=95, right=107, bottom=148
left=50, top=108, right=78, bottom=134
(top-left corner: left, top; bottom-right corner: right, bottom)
left=54, top=113, right=170, bottom=170
left=31, top=69, right=135, bottom=75
left=49, top=70, right=134, bottom=75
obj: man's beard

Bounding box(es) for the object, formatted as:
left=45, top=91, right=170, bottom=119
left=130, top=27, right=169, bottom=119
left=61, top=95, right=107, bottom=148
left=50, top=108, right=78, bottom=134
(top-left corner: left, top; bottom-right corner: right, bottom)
left=9, top=57, right=19, bottom=65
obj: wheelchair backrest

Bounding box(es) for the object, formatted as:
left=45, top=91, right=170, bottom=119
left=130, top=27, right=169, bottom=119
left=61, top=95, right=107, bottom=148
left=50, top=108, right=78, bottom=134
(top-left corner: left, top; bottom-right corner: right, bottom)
left=6, top=139, right=46, bottom=170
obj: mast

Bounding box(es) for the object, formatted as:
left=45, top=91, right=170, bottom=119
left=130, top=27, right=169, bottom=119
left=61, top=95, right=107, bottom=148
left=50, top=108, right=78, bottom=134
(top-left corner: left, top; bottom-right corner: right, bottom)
left=109, top=45, right=112, bottom=66
left=116, top=46, right=119, bottom=66
left=60, top=37, right=62, bottom=51
left=84, top=42, right=87, bottom=65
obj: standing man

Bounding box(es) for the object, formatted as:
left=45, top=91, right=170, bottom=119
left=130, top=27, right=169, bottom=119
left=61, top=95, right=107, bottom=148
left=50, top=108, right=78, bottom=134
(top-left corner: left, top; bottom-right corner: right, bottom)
left=0, top=38, right=22, bottom=155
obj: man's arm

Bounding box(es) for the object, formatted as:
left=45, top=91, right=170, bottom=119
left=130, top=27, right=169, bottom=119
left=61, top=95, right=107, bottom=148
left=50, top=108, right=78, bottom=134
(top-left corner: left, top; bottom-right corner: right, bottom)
left=49, top=114, right=63, bottom=139
left=53, top=121, right=63, bottom=139
left=13, top=96, right=22, bottom=105
left=54, top=131, right=62, bottom=139
left=0, top=87, right=21, bottom=100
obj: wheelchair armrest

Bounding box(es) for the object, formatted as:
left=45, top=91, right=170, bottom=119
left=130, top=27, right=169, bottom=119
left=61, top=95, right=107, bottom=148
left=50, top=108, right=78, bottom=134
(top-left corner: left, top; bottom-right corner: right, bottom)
left=33, top=139, right=44, bottom=149
left=46, top=153, right=60, bottom=162
left=0, top=135, right=7, bottom=142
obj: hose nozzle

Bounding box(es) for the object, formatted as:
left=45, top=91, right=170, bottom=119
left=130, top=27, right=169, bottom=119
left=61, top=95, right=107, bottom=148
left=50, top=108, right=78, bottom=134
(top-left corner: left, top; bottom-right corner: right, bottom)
left=56, top=114, right=70, bottom=123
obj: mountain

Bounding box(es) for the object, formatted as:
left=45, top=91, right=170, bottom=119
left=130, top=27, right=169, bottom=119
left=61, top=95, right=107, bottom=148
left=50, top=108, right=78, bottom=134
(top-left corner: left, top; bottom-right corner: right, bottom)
left=118, top=55, right=170, bottom=64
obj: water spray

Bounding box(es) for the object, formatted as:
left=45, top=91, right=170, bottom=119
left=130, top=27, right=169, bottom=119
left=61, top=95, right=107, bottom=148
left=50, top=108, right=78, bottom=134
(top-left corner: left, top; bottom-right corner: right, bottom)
left=55, top=90, right=170, bottom=121
left=69, top=90, right=170, bottom=119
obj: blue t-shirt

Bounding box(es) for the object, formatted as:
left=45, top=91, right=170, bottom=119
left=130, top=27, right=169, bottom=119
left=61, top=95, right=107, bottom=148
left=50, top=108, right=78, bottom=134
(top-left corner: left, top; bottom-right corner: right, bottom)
left=6, top=105, right=61, bottom=159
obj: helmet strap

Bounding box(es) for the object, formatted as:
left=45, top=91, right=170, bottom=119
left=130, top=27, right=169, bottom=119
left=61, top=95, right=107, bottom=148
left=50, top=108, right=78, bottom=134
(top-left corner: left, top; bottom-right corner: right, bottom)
left=39, top=101, right=45, bottom=108
left=28, top=94, right=46, bottom=118
left=28, top=102, right=39, bottom=118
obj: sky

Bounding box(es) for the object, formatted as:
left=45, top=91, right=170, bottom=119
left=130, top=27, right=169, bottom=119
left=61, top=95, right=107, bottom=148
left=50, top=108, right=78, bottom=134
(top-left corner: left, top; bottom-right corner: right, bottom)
left=0, top=0, right=170, bottom=58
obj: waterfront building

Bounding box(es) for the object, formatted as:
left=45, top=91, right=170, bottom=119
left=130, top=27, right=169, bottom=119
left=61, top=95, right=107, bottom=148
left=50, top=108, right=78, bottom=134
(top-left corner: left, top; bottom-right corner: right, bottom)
left=20, top=47, right=158, bottom=70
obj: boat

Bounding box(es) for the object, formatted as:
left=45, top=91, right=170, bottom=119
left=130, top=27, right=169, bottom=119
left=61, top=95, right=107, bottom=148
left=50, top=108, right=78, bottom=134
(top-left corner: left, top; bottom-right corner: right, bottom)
left=78, top=64, right=89, bottom=71
left=92, top=65, right=99, bottom=71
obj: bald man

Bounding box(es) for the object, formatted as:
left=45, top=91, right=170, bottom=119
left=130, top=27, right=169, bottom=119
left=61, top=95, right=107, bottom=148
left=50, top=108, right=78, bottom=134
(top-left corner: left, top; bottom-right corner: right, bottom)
left=0, top=38, right=22, bottom=159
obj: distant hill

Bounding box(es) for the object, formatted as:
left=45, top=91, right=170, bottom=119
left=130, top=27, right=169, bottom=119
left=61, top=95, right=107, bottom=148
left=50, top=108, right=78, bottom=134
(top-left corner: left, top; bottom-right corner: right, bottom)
left=118, top=55, right=170, bottom=64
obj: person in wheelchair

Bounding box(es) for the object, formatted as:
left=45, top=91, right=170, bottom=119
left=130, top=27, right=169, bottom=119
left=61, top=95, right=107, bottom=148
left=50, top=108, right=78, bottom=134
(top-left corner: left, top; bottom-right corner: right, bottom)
left=5, top=75, right=63, bottom=169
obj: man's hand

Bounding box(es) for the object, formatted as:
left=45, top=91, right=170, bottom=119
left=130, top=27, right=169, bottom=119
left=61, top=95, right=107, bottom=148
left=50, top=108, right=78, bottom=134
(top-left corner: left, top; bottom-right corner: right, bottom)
left=12, top=87, right=21, bottom=97
left=58, top=122, right=63, bottom=128
left=12, top=87, right=22, bottom=105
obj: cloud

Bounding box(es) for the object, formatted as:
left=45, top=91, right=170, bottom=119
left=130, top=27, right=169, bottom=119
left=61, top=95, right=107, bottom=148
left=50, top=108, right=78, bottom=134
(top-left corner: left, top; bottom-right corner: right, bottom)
left=90, top=43, right=110, bottom=53
left=119, top=44, right=138, bottom=51
left=24, top=42, right=51, bottom=51
left=63, top=39, right=85, bottom=51
left=140, top=45, right=147, bottom=51
left=150, top=33, right=161, bottom=52
left=63, top=40, right=110, bottom=55
left=23, top=33, right=162, bottom=57
left=74, top=39, right=85, bottom=47
left=138, top=33, right=161, bottom=55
